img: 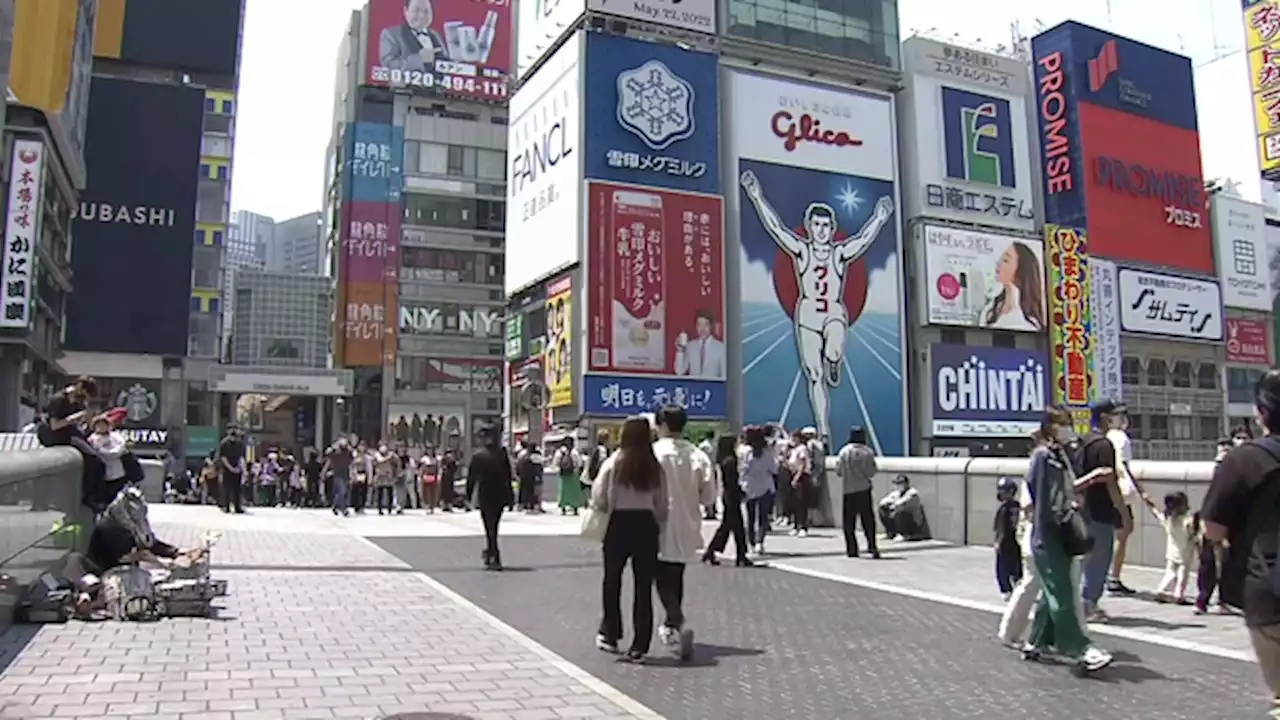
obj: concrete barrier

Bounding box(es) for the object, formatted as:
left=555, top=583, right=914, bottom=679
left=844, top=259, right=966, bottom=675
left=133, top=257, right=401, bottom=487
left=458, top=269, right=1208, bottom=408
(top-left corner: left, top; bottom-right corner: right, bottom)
left=0, top=447, right=94, bottom=633
left=822, top=456, right=1215, bottom=570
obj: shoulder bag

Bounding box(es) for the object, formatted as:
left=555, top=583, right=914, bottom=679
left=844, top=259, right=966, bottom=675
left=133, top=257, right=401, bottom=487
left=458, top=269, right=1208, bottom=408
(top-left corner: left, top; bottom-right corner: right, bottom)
left=580, top=466, right=614, bottom=543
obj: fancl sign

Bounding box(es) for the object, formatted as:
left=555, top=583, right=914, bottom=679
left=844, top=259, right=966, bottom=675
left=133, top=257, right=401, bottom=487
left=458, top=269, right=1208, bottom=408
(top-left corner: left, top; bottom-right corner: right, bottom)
left=930, top=344, right=1048, bottom=437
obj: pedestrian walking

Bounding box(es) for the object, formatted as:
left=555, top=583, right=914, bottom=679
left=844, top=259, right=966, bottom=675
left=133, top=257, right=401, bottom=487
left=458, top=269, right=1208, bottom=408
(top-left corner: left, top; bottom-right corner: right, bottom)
left=466, top=425, right=515, bottom=570
left=836, top=426, right=878, bottom=558
left=739, top=426, right=777, bottom=555
left=217, top=425, right=247, bottom=514
left=702, top=435, right=752, bottom=567
left=994, top=477, right=1022, bottom=599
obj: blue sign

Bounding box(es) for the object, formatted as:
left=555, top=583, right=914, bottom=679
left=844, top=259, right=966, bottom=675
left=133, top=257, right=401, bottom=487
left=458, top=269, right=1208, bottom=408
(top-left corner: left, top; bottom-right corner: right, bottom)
left=1031, top=21, right=1198, bottom=132
left=583, top=375, right=726, bottom=419
left=345, top=122, right=404, bottom=203
left=942, top=87, right=1016, bottom=188
left=584, top=33, right=720, bottom=193
left=929, top=345, right=1048, bottom=437
left=1031, top=29, right=1087, bottom=228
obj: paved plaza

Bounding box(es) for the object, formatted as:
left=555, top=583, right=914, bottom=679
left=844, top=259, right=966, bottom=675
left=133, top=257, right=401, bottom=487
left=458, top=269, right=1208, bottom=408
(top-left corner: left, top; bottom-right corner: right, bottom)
left=0, top=504, right=1272, bottom=719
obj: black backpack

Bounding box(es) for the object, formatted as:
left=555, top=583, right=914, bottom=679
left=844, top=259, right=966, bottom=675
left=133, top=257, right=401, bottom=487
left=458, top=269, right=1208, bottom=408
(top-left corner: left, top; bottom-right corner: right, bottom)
left=1066, top=432, right=1108, bottom=478
left=1242, top=438, right=1280, bottom=596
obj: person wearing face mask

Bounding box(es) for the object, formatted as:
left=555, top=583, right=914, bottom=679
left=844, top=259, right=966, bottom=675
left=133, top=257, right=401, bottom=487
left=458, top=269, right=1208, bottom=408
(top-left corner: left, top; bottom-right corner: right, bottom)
left=1021, top=407, right=1114, bottom=675
left=1074, top=400, right=1128, bottom=622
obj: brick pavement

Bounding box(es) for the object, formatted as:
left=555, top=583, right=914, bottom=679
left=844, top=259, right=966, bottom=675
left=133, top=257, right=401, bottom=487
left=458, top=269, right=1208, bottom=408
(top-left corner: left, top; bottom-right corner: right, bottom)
left=0, top=507, right=659, bottom=720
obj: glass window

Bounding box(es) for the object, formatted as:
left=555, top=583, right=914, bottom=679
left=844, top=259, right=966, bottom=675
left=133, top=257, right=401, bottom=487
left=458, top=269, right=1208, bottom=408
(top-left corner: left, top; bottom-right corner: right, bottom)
left=1170, top=415, right=1192, bottom=441
left=419, top=142, right=448, bottom=175
left=1148, top=414, right=1169, bottom=440
left=264, top=339, right=302, bottom=360
left=1121, top=356, right=1141, bottom=385
left=1170, top=360, right=1192, bottom=388
left=1197, top=362, right=1219, bottom=390
left=216, top=165, right=228, bottom=180
left=1127, top=414, right=1144, bottom=439
left=212, top=230, right=224, bottom=245
left=1228, top=367, right=1265, bottom=404
left=726, top=0, right=895, bottom=68
left=193, top=229, right=203, bottom=244
left=200, top=163, right=211, bottom=178
left=1198, top=415, right=1222, bottom=441
left=190, top=296, right=200, bottom=312
left=204, top=97, right=216, bottom=113
left=991, top=332, right=1016, bottom=349
left=208, top=298, right=220, bottom=314
left=221, top=99, right=234, bottom=114
left=939, top=328, right=965, bottom=345
left=476, top=149, right=505, bottom=180
left=447, top=145, right=466, bottom=176
left=1145, top=358, right=1167, bottom=386
left=405, top=194, right=474, bottom=228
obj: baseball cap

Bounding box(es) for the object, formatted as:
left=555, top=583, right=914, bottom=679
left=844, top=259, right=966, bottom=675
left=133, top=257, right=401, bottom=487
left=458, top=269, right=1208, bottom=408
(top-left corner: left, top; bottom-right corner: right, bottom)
left=1090, top=399, right=1127, bottom=425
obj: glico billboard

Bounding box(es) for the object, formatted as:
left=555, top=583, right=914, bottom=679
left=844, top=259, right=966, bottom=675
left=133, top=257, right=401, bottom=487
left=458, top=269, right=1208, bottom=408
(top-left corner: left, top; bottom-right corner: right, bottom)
left=1032, top=22, right=1211, bottom=274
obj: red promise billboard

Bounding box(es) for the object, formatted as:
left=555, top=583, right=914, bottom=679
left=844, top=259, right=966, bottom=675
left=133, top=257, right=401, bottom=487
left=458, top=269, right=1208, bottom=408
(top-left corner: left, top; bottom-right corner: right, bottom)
left=365, top=0, right=511, bottom=102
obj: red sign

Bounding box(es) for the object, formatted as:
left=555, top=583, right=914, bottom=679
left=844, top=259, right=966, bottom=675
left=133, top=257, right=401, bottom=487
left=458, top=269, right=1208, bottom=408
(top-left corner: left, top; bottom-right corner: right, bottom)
left=1226, top=318, right=1272, bottom=365
left=342, top=202, right=400, bottom=285
left=770, top=111, right=862, bottom=152
left=1079, top=102, right=1212, bottom=273
left=586, top=181, right=725, bottom=379
left=364, top=0, right=511, bottom=102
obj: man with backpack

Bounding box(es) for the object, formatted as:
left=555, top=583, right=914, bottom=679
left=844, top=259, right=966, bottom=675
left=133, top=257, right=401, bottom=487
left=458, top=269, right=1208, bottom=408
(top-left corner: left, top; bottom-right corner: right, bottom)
left=1073, top=400, right=1129, bottom=622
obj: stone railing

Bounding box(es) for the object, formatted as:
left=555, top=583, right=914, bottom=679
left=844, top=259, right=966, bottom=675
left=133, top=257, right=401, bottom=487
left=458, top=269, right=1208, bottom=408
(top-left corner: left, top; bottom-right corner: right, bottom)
left=821, top=456, right=1213, bottom=570
left=0, top=448, right=94, bottom=633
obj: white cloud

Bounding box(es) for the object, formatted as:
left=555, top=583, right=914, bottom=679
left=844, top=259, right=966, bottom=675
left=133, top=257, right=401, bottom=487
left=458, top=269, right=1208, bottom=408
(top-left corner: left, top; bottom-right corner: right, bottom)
left=863, top=252, right=900, bottom=314
left=740, top=247, right=779, bottom=306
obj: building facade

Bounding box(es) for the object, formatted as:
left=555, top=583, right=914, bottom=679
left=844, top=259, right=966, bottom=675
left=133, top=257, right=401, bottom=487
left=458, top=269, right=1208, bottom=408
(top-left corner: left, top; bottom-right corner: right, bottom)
left=267, top=211, right=322, bottom=275
left=228, top=269, right=330, bottom=368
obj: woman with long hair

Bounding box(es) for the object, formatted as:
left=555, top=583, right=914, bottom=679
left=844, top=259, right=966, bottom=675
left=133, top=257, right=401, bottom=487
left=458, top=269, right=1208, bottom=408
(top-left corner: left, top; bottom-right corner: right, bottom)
left=982, top=241, right=1045, bottom=332
left=740, top=426, right=777, bottom=553
left=1021, top=407, right=1114, bottom=675
left=702, top=435, right=753, bottom=567
left=590, top=416, right=669, bottom=662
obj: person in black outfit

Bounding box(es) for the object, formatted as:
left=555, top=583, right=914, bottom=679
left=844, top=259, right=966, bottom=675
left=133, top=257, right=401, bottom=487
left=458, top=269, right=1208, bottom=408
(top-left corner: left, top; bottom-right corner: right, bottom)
left=466, top=426, right=514, bottom=570
left=440, top=450, right=458, bottom=511
left=218, top=426, right=247, bottom=514
left=41, top=376, right=108, bottom=511
left=702, top=435, right=753, bottom=566
left=993, top=476, right=1023, bottom=597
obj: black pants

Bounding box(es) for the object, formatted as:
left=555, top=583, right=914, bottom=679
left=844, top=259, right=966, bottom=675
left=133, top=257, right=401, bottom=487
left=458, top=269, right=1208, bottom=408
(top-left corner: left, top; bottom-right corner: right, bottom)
left=1196, top=541, right=1220, bottom=609
left=746, top=493, right=773, bottom=545
left=480, top=504, right=504, bottom=564
left=775, top=471, right=791, bottom=520
left=841, top=489, right=878, bottom=556
left=656, top=560, right=686, bottom=631
left=376, top=485, right=395, bottom=512
left=996, top=546, right=1022, bottom=593
left=352, top=483, right=367, bottom=512
left=791, top=477, right=812, bottom=530
left=708, top=496, right=749, bottom=560
left=599, top=510, right=659, bottom=653
left=220, top=470, right=243, bottom=512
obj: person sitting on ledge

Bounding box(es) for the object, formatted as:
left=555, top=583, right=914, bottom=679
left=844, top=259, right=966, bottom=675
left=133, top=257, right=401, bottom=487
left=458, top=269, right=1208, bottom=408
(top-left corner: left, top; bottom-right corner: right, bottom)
left=878, top=474, right=932, bottom=541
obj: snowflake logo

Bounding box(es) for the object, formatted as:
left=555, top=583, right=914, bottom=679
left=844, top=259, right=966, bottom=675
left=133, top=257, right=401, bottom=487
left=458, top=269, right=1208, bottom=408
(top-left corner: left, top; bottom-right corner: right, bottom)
left=615, top=60, right=696, bottom=151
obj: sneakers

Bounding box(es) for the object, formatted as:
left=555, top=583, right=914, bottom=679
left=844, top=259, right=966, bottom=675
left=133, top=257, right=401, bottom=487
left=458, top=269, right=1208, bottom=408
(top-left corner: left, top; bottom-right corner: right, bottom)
left=595, top=634, right=619, bottom=654
left=1106, top=578, right=1136, bottom=595
left=1085, top=606, right=1110, bottom=623
left=1077, top=646, right=1114, bottom=673
left=658, top=626, right=695, bottom=661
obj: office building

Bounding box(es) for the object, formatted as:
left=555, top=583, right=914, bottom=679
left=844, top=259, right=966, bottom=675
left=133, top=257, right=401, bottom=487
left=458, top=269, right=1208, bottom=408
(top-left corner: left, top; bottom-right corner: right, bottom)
left=232, top=208, right=271, bottom=265
left=228, top=269, right=331, bottom=368
left=267, top=211, right=322, bottom=275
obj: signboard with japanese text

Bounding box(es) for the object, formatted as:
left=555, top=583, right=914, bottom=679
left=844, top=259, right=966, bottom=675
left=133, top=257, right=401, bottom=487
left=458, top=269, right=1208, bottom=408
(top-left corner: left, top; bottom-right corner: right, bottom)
left=506, top=33, right=583, bottom=294
left=517, top=0, right=584, bottom=78
left=583, top=33, right=719, bottom=194
left=344, top=122, right=404, bottom=204
left=901, top=38, right=1036, bottom=231
left=585, top=0, right=714, bottom=33
left=365, top=0, right=512, bottom=102
left=920, top=225, right=1045, bottom=331
left=1045, top=224, right=1094, bottom=435
left=0, top=139, right=43, bottom=328
left=505, top=313, right=524, bottom=359
left=586, top=181, right=725, bottom=387
left=1089, top=258, right=1123, bottom=404
left=341, top=202, right=400, bottom=285
left=1212, top=195, right=1271, bottom=310
left=545, top=274, right=574, bottom=407
left=1117, top=267, right=1224, bottom=342
left=340, top=282, right=397, bottom=367
left=582, top=374, right=726, bottom=418
left=1227, top=317, right=1272, bottom=365
left=1245, top=0, right=1280, bottom=179
left=724, top=69, right=905, bottom=450
left=1032, top=22, right=1212, bottom=275
left=929, top=344, right=1048, bottom=437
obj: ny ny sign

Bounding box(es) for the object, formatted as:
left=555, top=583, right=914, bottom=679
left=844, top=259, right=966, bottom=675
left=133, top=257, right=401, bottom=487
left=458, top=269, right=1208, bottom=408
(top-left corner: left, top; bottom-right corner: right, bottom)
left=399, top=305, right=503, bottom=338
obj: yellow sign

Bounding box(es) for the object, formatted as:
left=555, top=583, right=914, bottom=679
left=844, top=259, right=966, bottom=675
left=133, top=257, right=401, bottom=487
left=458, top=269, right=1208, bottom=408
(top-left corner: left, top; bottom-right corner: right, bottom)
left=1245, top=0, right=1280, bottom=178
left=545, top=276, right=573, bottom=408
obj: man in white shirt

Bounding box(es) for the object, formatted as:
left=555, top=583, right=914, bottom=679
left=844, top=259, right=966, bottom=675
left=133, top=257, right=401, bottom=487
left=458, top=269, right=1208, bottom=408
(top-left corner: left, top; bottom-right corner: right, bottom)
left=1104, top=404, right=1147, bottom=595
left=653, top=405, right=716, bottom=662
left=674, top=310, right=726, bottom=379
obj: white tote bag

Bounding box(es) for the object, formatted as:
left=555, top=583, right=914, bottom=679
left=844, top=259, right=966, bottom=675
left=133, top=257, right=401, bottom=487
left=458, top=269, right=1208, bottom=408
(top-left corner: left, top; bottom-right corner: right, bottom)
left=579, top=465, right=614, bottom=542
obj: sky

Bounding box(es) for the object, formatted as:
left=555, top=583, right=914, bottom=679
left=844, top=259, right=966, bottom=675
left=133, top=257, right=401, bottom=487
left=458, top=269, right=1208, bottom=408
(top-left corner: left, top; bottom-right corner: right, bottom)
left=228, top=0, right=1260, bottom=221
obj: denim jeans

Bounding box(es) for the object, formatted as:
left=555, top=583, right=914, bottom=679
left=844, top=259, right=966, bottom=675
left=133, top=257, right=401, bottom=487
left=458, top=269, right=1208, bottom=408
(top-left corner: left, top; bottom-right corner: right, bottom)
left=1081, top=520, right=1116, bottom=611
left=331, top=473, right=350, bottom=512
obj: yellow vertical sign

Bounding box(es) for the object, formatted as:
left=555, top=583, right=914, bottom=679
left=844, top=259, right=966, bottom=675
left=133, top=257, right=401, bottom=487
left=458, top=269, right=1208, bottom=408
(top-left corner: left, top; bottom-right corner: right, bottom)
left=1245, top=0, right=1280, bottom=179
left=545, top=275, right=573, bottom=408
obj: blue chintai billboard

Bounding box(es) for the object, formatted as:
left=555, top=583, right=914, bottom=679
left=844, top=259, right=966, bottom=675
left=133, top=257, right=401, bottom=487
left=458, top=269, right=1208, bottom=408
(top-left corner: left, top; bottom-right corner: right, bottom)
left=66, top=77, right=204, bottom=356
left=929, top=344, right=1048, bottom=437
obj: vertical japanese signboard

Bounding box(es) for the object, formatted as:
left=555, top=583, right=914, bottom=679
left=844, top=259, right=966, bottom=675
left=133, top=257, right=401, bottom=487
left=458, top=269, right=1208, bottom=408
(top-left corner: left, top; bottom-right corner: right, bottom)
left=1089, top=258, right=1122, bottom=404
left=1246, top=0, right=1280, bottom=180
left=544, top=274, right=574, bottom=408
left=1046, top=224, right=1094, bottom=433
left=1, top=139, right=43, bottom=329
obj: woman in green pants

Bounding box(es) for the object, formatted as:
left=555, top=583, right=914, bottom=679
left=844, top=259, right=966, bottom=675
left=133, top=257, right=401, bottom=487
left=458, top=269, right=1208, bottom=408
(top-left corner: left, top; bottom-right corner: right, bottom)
left=553, top=439, right=584, bottom=515
left=1023, top=407, right=1114, bottom=675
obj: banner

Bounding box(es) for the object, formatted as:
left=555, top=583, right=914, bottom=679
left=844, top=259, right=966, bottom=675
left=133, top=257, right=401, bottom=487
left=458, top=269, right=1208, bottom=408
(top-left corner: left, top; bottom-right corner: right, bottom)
left=1117, top=268, right=1224, bottom=342
left=342, top=282, right=396, bottom=367
left=1, top=139, right=43, bottom=328
left=586, top=0, right=714, bottom=32
left=920, top=225, right=1045, bottom=332
left=365, top=0, right=511, bottom=102
left=1227, top=318, right=1272, bottom=365
left=724, top=69, right=905, bottom=453
left=342, top=201, right=400, bottom=285
left=585, top=181, right=725, bottom=380
left=582, top=375, right=726, bottom=418
left=929, top=344, right=1047, bottom=437
left=1213, top=195, right=1270, bottom=310
left=516, top=0, right=583, bottom=77
left=1046, top=224, right=1093, bottom=434
left=1089, top=258, right=1123, bottom=404
left=1246, top=0, right=1280, bottom=179
left=583, top=34, right=719, bottom=194
left=545, top=274, right=573, bottom=407
left=345, top=122, right=404, bottom=203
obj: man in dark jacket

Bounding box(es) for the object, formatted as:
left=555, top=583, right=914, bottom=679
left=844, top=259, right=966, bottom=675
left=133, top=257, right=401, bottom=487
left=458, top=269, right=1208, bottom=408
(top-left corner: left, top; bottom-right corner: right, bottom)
left=466, top=425, right=515, bottom=570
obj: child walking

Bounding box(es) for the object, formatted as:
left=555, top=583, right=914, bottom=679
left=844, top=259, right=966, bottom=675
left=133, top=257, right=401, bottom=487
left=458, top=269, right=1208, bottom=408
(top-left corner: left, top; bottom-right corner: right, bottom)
left=993, top=477, right=1023, bottom=600
left=1146, top=491, right=1198, bottom=604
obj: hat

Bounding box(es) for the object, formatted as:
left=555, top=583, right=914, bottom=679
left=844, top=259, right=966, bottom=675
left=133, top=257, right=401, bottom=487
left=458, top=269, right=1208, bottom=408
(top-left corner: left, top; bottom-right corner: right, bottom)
left=1090, top=399, right=1126, bottom=424
left=997, top=476, right=1019, bottom=491
left=96, top=407, right=128, bottom=426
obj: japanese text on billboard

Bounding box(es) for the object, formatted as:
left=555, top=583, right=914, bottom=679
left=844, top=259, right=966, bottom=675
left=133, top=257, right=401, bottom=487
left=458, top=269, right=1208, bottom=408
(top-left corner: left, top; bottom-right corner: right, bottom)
left=365, top=0, right=512, bottom=102
left=1046, top=224, right=1093, bottom=433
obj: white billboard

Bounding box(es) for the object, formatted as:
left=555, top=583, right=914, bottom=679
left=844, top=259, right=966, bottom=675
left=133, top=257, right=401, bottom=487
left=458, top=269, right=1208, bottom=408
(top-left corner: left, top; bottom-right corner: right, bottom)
left=900, top=38, right=1035, bottom=232
left=920, top=225, right=1044, bottom=332
left=1212, top=195, right=1271, bottom=311
left=1, top=139, right=44, bottom=329
left=585, top=0, right=715, bottom=34
left=506, top=33, right=584, bottom=295
left=1089, top=258, right=1123, bottom=404
left=1118, top=268, right=1224, bottom=342
left=516, top=0, right=585, bottom=78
